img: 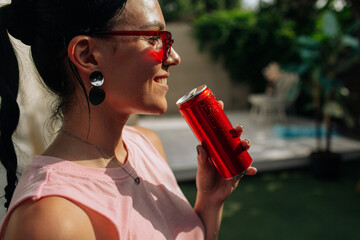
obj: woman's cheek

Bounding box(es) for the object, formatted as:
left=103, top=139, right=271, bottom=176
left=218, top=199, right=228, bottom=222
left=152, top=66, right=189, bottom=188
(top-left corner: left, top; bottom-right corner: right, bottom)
left=145, top=49, right=163, bottom=63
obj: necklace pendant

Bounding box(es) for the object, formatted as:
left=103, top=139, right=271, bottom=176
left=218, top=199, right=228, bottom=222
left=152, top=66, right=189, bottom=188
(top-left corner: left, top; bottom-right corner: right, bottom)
left=134, top=177, right=141, bottom=184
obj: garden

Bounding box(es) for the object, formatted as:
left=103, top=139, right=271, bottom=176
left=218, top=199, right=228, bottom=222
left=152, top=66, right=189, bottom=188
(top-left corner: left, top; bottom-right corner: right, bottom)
left=180, top=160, right=360, bottom=239
left=160, top=0, right=360, bottom=137
left=160, top=0, right=360, bottom=238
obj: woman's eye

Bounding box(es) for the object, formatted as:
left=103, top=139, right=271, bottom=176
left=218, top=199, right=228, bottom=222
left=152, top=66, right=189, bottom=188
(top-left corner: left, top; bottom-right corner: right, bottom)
left=147, top=36, right=161, bottom=45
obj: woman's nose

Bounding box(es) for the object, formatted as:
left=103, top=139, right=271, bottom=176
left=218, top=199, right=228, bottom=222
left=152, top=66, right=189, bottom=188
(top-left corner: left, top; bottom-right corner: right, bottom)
left=163, top=48, right=181, bottom=66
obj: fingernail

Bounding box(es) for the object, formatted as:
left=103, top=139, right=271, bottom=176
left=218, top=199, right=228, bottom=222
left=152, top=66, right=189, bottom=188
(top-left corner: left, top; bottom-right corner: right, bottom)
left=242, top=139, right=250, bottom=147
left=229, top=129, right=238, bottom=138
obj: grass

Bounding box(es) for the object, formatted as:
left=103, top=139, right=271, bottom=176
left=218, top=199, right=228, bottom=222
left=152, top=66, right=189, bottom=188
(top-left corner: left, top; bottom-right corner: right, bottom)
left=179, top=161, right=360, bottom=240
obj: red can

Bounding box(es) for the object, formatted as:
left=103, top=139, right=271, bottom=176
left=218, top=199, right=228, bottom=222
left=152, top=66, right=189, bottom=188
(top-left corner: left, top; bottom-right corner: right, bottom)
left=176, top=85, right=253, bottom=179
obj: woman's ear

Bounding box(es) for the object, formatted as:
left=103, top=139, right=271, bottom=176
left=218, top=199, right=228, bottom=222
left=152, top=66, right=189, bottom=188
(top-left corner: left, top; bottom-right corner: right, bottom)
left=67, top=36, right=98, bottom=75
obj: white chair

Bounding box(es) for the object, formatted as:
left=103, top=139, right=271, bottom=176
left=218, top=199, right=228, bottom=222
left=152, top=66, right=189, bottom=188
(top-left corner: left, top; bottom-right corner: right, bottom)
left=248, top=71, right=300, bottom=123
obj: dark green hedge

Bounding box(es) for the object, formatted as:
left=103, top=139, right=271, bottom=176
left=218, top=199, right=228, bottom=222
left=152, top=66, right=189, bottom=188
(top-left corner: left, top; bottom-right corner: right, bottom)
left=193, top=10, right=299, bottom=92
left=159, top=0, right=240, bottom=22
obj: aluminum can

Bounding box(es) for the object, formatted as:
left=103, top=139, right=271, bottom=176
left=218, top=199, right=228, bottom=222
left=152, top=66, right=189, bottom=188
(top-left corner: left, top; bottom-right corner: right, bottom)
left=176, top=85, right=253, bottom=179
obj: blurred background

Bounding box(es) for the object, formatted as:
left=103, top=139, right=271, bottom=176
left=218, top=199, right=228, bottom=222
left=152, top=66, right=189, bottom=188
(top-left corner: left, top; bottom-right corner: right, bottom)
left=1, top=0, right=360, bottom=239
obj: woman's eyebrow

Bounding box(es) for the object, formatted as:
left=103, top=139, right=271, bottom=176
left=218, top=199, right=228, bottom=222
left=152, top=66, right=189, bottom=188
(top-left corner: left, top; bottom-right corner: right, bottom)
left=139, top=21, right=165, bottom=30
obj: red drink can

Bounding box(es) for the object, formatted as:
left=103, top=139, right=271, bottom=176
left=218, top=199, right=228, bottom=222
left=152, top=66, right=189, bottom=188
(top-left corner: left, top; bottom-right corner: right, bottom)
left=176, top=85, right=253, bottom=179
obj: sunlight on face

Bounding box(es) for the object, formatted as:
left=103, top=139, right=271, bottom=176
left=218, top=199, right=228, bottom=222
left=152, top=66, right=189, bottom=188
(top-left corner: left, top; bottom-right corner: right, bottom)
left=145, top=49, right=164, bottom=63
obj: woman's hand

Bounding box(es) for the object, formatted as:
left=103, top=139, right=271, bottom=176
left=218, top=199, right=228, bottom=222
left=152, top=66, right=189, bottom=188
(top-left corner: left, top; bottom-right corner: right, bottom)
left=193, top=101, right=257, bottom=240
left=195, top=101, right=257, bottom=205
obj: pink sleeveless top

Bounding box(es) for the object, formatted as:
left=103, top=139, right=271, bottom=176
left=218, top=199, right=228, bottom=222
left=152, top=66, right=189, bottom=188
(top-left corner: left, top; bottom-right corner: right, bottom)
left=0, top=126, right=205, bottom=239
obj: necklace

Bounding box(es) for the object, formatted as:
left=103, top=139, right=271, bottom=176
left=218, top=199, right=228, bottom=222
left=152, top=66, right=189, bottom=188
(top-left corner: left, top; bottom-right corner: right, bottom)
left=61, top=129, right=140, bottom=184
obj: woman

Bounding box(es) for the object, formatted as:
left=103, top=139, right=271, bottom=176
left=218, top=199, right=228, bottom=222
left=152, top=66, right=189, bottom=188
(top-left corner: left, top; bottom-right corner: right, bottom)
left=0, top=0, right=257, bottom=239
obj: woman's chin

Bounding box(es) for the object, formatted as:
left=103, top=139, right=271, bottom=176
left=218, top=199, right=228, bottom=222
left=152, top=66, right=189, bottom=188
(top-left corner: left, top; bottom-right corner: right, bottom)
left=154, top=100, right=168, bottom=114
left=140, top=102, right=168, bottom=115
left=152, top=105, right=167, bottom=115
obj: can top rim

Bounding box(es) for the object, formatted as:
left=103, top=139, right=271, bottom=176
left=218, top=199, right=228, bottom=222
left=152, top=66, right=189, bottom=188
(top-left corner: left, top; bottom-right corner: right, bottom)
left=176, top=85, right=207, bottom=105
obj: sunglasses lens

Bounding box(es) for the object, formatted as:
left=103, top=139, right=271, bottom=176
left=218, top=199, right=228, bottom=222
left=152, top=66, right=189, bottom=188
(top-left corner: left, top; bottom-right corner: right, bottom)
left=163, top=33, right=173, bottom=59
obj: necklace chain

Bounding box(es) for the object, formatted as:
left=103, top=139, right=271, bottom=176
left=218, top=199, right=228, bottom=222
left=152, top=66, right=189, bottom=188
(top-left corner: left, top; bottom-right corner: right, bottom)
left=61, top=129, right=140, bottom=184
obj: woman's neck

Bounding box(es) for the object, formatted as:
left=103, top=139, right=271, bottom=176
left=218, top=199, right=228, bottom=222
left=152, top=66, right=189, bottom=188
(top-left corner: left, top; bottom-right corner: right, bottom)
left=43, top=106, right=131, bottom=167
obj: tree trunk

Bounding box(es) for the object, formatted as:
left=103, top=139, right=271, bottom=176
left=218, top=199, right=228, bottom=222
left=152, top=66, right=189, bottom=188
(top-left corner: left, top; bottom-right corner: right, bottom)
left=325, top=116, right=333, bottom=153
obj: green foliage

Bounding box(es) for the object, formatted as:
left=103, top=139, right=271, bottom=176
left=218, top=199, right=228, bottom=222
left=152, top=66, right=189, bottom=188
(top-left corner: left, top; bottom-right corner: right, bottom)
left=295, top=10, right=360, bottom=112
left=159, top=0, right=240, bottom=22
left=292, top=10, right=360, bottom=151
left=258, top=0, right=318, bottom=36
left=201, top=0, right=240, bottom=11
left=193, top=10, right=298, bottom=92
left=158, top=0, right=198, bottom=22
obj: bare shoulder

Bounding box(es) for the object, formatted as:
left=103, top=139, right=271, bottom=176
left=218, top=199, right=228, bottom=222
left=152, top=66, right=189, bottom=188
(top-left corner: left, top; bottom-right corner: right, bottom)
left=4, top=197, right=95, bottom=240
left=132, top=125, right=167, bottom=161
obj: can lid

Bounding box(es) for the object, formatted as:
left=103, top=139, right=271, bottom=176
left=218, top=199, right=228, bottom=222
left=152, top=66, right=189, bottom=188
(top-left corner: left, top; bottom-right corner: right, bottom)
left=176, top=85, right=207, bottom=105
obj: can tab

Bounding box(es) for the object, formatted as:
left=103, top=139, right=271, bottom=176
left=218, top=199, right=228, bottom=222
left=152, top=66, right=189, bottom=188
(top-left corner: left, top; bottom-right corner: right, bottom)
left=188, top=88, right=197, bottom=98
left=176, top=84, right=207, bottom=105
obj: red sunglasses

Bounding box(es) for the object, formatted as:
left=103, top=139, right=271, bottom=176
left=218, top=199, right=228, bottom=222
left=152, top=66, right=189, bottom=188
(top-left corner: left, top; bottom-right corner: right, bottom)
left=91, top=30, right=174, bottom=60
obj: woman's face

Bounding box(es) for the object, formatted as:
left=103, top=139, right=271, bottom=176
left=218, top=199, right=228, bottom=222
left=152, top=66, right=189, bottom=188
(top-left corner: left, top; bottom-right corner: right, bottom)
left=97, top=0, right=181, bottom=116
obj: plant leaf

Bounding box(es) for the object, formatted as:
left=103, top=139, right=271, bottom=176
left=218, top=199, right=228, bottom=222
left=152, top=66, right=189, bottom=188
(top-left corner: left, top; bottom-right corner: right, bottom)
left=297, top=36, right=319, bottom=48
left=341, top=35, right=359, bottom=48
left=322, top=10, right=340, bottom=38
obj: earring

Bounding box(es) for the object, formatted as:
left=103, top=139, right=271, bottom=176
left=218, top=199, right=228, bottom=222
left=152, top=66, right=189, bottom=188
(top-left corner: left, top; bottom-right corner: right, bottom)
left=89, top=71, right=105, bottom=105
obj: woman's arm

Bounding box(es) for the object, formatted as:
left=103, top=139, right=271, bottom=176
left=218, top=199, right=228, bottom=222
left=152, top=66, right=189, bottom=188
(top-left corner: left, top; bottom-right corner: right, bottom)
left=194, top=125, right=257, bottom=240
left=4, top=197, right=96, bottom=240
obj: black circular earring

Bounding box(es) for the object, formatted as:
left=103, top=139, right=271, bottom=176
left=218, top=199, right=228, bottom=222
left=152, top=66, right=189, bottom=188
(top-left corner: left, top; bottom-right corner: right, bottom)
left=89, top=71, right=105, bottom=105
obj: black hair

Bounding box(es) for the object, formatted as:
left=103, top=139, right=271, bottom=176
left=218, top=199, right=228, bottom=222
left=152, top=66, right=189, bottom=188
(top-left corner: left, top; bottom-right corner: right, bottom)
left=0, top=0, right=128, bottom=209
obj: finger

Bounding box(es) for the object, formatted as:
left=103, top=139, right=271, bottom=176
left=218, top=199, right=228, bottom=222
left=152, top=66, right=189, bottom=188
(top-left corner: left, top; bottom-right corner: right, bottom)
left=233, top=124, right=244, bottom=138
left=218, top=100, right=224, bottom=110
left=196, top=145, right=209, bottom=167
left=241, top=139, right=251, bottom=150
left=245, top=166, right=257, bottom=175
